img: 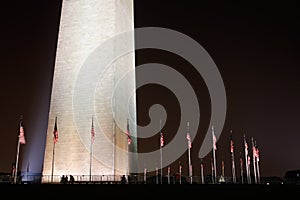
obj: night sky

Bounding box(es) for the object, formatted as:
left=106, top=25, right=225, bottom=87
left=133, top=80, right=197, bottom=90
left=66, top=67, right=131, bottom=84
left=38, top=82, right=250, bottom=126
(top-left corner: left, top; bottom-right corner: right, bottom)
left=0, top=0, right=299, bottom=179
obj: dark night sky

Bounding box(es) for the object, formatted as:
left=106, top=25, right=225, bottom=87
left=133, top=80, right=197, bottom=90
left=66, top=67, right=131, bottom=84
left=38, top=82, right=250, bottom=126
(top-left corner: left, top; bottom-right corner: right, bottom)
left=0, top=0, right=299, bottom=179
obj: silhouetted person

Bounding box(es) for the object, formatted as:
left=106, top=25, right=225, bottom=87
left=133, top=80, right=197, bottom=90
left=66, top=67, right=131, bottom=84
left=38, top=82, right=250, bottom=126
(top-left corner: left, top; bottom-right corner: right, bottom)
left=121, top=175, right=126, bottom=184
left=69, top=175, right=75, bottom=184
left=60, top=175, right=65, bottom=184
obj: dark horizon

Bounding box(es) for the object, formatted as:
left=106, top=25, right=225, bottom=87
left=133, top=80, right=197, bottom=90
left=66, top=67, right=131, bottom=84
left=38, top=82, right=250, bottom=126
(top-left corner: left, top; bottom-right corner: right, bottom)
left=0, top=0, right=299, bottom=179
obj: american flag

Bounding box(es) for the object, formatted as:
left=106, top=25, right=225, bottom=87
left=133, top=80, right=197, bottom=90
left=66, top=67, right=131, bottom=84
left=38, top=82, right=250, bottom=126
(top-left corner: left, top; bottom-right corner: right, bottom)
left=244, top=141, right=248, bottom=156
left=186, top=132, right=192, bottom=149
left=247, top=155, right=251, bottom=166
left=91, top=118, right=95, bottom=143
left=254, top=146, right=260, bottom=161
left=252, top=146, right=257, bottom=158
left=126, top=120, right=131, bottom=145
left=230, top=138, right=234, bottom=153
left=213, top=133, right=217, bottom=150
left=179, top=163, right=182, bottom=174
left=53, top=117, right=58, bottom=144
left=19, top=124, right=26, bottom=144
left=189, top=164, right=193, bottom=175
left=160, top=132, right=164, bottom=147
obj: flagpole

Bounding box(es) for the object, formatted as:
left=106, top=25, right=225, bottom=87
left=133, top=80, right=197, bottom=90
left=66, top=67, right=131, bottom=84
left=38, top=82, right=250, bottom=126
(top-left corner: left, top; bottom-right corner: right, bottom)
left=144, top=167, right=147, bottom=184
left=232, top=152, right=236, bottom=183
left=51, top=141, right=55, bottom=183
left=256, top=157, right=260, bottom=184
left=89, top=117, right=93, bottom=182
left=212, top=126, right=217, bottom=184
left=243, top=134, right=251, bottom=184
left=221, top=160, right=225, bottom=182
left=167, top=166, right=170, bottom=184
left=255, top=142, right=261, bottom=184
left=126, top=118, right=131, bottom=184
left=247, top=155, right=251, bottom=184
left=240, top=156, right=244, bottom=184
left=187, top=122, right=192, bottom=184
left=251, top=137, right=257, bottom=184
left=51, top=116, right=58, bottom=183
left=159, top=119, right=163, bottom=184
left=256, top=160, right=260, bottom=184
left=211, top=158, right=214, bottom=184
left=127, top=136, right=129, bottom=184
left=179, top=161, right=182, bottom=184
left=14, top=136, right=21, bottom=184
left=200, top=161, right=204, bottom=184
left=230, top=133, right=236, bottom=183
left=14, top=116, right=23, bottom=184
left=26, top=162, right=29, bottom=182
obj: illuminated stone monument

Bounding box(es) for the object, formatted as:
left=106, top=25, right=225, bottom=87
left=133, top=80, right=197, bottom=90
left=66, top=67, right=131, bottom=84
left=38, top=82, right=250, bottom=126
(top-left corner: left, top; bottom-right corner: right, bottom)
left=42, top=0, right=137, bottom=182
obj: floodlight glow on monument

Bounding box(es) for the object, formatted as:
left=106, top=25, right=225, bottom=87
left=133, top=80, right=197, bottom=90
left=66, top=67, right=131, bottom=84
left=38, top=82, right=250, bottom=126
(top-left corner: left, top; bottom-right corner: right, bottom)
left=42, top=0, right=137, bottom=182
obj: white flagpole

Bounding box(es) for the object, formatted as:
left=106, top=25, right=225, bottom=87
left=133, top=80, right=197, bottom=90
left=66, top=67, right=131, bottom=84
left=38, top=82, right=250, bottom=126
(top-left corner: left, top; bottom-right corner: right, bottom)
left=256, top=160, right=260, bottom=184
left=144, top=167, right=147, bottom=184
left=244, top=134, right=251, bottom=184
left=247, top=155, right=251, bottom=184
left=14, top=116, right=25, bottom=183
left=14, top=137, right=21, bottom=184
left=251, top=137, right=257, bottom=184
left=200, top=162, right=204, bottom=184
left=187, top=122, right=192, bottom=184
left=212, top=126, right=217, bottom=184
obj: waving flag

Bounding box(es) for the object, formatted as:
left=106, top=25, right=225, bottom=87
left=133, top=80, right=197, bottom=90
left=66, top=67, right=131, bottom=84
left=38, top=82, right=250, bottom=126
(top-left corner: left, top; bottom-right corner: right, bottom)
left=244, top=140, right=248, bottom=156
left=126, top=119, right=131, bottom=145
left=256, top=147, right=260, bottom=162
left=19, top=124, right=26, bottom=144
left=160, top=132, right=164, bottom=147
left=91, top=118, right=95, bottom=143
left=213, top=132, right=217, bottom=150
left=53, top=117, right=58, bottom=144
left=187, top=132, right=192, bottom=149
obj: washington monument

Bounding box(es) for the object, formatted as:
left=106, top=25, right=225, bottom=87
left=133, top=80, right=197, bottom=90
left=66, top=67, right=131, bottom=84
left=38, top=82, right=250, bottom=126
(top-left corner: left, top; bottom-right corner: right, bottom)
left=42, top=0, right=137, bottom=182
